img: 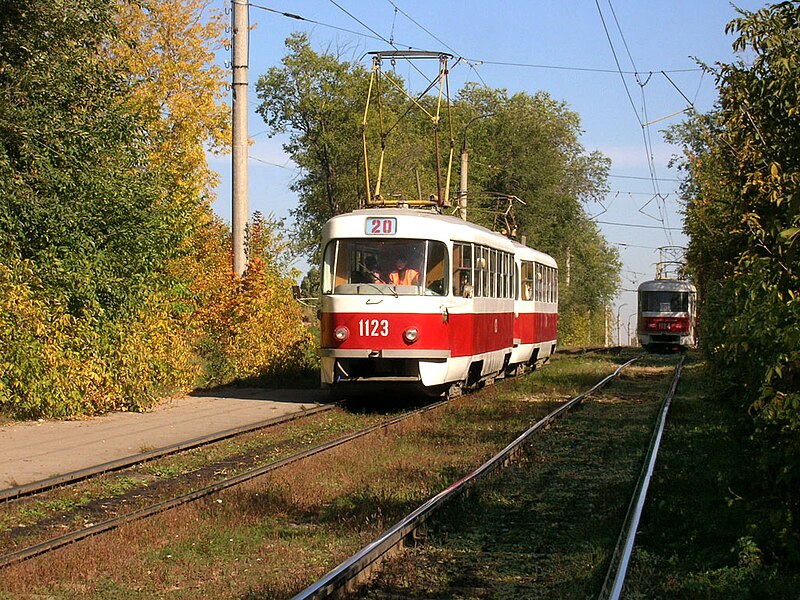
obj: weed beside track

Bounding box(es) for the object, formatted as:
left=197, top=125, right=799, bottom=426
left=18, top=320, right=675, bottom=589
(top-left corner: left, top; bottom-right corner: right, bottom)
left=5, top=352, right=792, bottom=599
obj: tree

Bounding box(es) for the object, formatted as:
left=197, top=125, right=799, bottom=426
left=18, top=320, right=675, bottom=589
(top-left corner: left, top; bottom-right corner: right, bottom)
left=451, top=86, right=618, bottom=315
left=0, top=0, right=177, bottom=318
left=110, top=0, right=230, bottom=208
left=669, top=1, right=800, bottom=556
left=0, top=0, right=314, bottom=418
left=255, top=34, right=371, bottom=256
left=256, top=39, right=620, bottom=344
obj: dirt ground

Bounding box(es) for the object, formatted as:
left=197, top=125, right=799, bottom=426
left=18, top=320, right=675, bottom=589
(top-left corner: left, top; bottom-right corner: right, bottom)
left=0, top=387, right=327, bottom=489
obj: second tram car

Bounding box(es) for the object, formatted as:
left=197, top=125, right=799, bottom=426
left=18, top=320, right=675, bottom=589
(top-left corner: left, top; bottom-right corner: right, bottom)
left=319, top=209, right=558, bottom=397
left=510, top=241, right=558, bottom=373
left=637, top=279, right=697, bottom=352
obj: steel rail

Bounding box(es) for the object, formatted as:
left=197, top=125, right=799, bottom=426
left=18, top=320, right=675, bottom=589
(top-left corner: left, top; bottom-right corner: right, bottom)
left=0, top=403, right=334, bottom=504
left=291, top=356, right=640, bottom=600
left=598, top=355, right=685, bottom=600
left=0, top=400, right=447, bottom=569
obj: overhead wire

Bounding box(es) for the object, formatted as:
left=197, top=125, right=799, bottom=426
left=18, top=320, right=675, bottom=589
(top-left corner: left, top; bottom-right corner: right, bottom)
left=248, top=2, right=387, bottom=42
left=383, top=0, right=488, bottom=86
left=246, top=1, right=695, bottom=260
left=246, top=3, right=702, bottom=76
left=595, top=0, right=678, bottom=245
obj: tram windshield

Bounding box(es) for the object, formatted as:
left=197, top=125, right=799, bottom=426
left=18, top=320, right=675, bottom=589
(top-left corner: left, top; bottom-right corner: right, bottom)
left=639, top=290, right=690, bottom=313
left=322, top=239, right=448, bottom=296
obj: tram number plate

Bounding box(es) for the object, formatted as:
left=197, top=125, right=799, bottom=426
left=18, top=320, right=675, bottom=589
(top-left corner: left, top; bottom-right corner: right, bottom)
left=359, top=319, right=389, bottom=337
left=365, top=217, right=397, bottom=235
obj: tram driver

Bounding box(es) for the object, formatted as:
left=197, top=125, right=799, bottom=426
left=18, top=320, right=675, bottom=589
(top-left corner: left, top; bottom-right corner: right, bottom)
left=389, top=254, right=419, bottom=286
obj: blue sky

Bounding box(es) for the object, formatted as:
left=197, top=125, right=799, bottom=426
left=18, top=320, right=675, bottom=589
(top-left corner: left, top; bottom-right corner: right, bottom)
left=208, top=0, right=765, bottom=340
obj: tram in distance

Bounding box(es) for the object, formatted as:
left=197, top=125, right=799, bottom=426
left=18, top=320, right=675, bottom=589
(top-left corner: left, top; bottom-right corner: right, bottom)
left=636, top=278, right=697, bottom=352
left=319, top=208, right=558, bottom=397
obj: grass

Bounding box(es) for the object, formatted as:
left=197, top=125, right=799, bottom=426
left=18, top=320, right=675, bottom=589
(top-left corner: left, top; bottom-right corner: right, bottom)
left=362, top=352, right=800, bottom=599
left=5, top=352, right=792, bottom=598
left=622, top=358, right=800, bottom=599
left=363, top=352, right=668, bottom=598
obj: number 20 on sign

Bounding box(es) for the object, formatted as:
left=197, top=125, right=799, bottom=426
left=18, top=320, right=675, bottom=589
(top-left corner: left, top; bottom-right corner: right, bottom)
left=365, top=217, right=396, bottom=235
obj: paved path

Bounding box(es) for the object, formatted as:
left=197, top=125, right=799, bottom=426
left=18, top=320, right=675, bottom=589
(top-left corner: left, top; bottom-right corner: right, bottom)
left=0, top=387, right=328, bottom=490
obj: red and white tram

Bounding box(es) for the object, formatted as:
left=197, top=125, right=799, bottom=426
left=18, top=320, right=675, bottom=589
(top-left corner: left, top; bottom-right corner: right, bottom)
left=510, top=242, right=559, bottom=373
left=319, top=208, right=558, bottom=396
left=637, top=279, right=697, bottom=352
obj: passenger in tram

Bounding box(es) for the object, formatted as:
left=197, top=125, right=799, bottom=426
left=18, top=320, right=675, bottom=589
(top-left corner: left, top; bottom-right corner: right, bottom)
left=457, top=272, right=473, bottom=298
left=389, top=254, right=419, bottom=286
left=363, top=255, right=384, bottom=283
left=353, top=255, right=384, bottom=284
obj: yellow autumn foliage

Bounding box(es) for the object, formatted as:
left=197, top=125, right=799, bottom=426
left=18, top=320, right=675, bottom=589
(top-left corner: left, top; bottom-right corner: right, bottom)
left=0, top=2, right=315, bottom=419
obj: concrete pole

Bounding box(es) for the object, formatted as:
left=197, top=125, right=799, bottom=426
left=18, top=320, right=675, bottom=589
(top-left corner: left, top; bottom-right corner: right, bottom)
left=616, top=304, right=627, bottom=346
left=231, top=0, right=249, bottom=277
left=458, top=147, right=468, bottom=221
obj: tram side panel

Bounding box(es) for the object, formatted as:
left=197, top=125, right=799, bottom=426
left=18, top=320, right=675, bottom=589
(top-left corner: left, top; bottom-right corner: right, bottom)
left=319, top=298, right=515, bottom=389
left=511, top=248, right=559, bottom=369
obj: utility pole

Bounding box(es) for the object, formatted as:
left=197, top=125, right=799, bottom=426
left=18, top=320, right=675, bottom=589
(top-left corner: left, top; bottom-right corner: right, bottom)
left=458, top=113, right=493, bottom=222
left=458, top=144, right=468, bottom=220
left=231, top=0, right=249, bottom=277
left=616, top=303, right=627, bottom=346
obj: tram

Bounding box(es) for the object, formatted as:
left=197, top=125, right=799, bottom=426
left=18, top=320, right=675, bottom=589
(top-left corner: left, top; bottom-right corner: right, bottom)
left=319, top=208, right=558, bottom=397
left=509, top=241, right=558, bottom=373
left=636, top=279, right=697, bottom=352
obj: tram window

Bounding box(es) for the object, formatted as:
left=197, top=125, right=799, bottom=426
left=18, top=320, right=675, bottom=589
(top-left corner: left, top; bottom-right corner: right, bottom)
left=453, top=243, right=473, bottom=297
left=554, top=269, right=559, bottom=303
left=473, top=245, right=485, bottom=297
left=511, top=255, right=516, bottom=298
left=322, top=241, right=337, bottom=294
left=640, top=290, right=689, bottom=312
left=520, top=261, right=534, bottom=301
left=323, top=238, right=433, bottom=295
left=503, top=254, right=514, bottom=298
left=499, top=253, right=506, bottom=298
left=534, top=263, right=542, bottom=302
left=544, top=266, right=550, bottom=302
left=542, top=266, right=547, bottom=302
left=424, top=241, right=448, bottom=296
left=486, top=250, right=497, bottom=298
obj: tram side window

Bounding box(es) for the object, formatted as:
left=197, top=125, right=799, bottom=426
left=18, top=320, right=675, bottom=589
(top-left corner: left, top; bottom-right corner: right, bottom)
left=553, top=268, right=559, bottom=303
left=507, top=254, right=513, bottom=297
left=424, top=241, right=448, bottom=296
left=475, top=245, right=488, bottom=297
left=521, top=261, right=534, bottom=300
left=489, top=249, right=498, bottom=298
left=322, top=241, right=337, bottom=294
left=452, top=243, right=473, bottom=297
left=499, top=253, right=506, bottom=298
left=541, top=266, right=547, bottom=302
left=504, top=253, right=510, bottom=298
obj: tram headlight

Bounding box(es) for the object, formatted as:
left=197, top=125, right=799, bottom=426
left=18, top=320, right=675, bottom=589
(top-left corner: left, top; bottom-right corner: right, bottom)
left=334, top=326, right=349, bottom=342
left=403, top=326, right=419, bottom=344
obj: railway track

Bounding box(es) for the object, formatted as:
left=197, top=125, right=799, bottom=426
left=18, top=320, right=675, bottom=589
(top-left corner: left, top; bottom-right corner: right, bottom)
left=598, top=355, right=684, bottom=600
left=0, top=404, right=336, bottom=504
left=1, top=351, right=667, bottom=598
left=0, top=399, right=445, bottom=569
left=291, top=355, right=643, bottom=599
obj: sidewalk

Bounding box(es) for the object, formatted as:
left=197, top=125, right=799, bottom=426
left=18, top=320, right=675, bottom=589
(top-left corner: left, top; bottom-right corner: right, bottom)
left=0, top=387, right=328, bottom=490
